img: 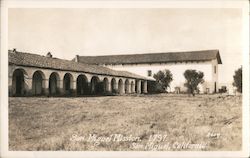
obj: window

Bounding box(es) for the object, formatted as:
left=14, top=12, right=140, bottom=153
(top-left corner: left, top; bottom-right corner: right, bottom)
left=214, top=66, right=216, bottom=74
left=147, top=70, right=152, bottom=77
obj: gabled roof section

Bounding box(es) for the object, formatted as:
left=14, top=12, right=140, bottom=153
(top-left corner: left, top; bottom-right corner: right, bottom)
left=8, top=50, right=149, bottom=80
left=76, top=50, right=222, bottom=65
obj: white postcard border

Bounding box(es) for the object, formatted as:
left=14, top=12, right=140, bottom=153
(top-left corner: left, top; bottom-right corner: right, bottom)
left=1, top=0, right=249, bottom=158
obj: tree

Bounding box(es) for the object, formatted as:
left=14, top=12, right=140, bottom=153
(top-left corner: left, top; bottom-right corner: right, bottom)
left=233, top=67, right=242, bottom=93
left=153, top=69, right=173, bottom=92
left=183, top=70, right=204, bottom=96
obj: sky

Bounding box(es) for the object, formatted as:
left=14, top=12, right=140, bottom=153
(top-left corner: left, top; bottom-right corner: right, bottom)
left=8, top=8, right=242, bottom=83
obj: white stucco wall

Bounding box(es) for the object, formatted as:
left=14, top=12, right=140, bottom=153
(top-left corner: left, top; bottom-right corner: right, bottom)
left=105, top=60, right=219, bottom=93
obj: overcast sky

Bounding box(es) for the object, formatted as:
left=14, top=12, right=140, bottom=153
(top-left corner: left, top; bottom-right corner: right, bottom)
left=8, top=8, right=242, bottom=83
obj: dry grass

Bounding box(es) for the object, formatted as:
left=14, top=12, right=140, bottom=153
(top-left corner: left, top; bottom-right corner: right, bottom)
left=9, top=94, right=242, bottom=151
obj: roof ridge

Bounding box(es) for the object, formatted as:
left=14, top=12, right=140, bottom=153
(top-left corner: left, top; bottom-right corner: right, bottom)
left=78, top=49, right=219, bottom=57
left=76, top=49, right=222, bottom=64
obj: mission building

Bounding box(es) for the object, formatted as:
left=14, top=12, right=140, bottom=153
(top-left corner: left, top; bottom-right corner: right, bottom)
left=74, top=50, right=222, bottom=94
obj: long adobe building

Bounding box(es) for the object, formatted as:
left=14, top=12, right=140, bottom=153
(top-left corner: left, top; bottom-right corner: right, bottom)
left=9, top=49, right=150, bottom=97
left=74, top=50, right=222, bottom=93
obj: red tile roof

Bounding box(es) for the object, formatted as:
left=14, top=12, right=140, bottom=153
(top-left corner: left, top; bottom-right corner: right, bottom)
left=8, top=50, right=149, bottom=80
left=76, top=50, right=222, bottom=65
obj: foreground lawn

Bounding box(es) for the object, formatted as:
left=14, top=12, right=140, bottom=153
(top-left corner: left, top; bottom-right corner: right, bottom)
left=9, top=94, right=242, bottom=151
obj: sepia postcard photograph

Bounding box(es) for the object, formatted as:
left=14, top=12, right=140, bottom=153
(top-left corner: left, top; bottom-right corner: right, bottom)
left=0, top=0, right=249, bottom=158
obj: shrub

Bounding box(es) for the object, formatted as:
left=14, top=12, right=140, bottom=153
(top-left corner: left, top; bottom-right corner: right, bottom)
left=233, top=67, right=242, bottom=93
left=153, top=69, right=173, bottom=92
left=219, top=86, right=227, bottom=93
left=183, top=70, right=204, bottom=96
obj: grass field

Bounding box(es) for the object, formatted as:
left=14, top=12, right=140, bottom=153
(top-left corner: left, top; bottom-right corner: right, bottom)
left=9, top=94, right=242, bottom=151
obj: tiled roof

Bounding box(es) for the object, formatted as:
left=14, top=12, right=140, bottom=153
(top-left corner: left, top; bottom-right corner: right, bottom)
left=8, top=50, right=149, bottom=80
left=76, top=50, right=222, bottom=65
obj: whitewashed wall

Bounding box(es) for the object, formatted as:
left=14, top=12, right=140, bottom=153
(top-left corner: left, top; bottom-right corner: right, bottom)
left=105, top=60, right=219, bottom=93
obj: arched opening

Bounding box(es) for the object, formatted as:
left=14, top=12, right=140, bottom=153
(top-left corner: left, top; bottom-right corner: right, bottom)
left=12, top=68, right=27, bottom=96
left=131, top=81, right=135, bottom=93
left=103, top=78, right=109, bottom=93
left=118, top=79, right=124, bottom=94
left=141, top=81, right=145, bottom=94
left=135, top=80, right=138, bottom=93
left=125, top=79, right=130, bottom=94
left=111, top=78, right=117, bottom=93
left=49, top=72, right=60, bottom=95
left=63, top=73, right=73, bottom=95
left=90, top=76, right=101, bottom=95
left=32, top=71, right=45, bottom=95
left=77, top=74, right=88, bottom=95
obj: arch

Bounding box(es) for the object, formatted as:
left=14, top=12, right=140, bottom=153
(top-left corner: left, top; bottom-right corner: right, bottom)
left=125, top=79, right=130, bottom=94
left=90, top=76, right=101, bottom=94
left=141, top=80, right=145, bottom=94
left=111, top=78, right=117, bottom=93
left=103, top=77, right=109, bottom=93
left=135, top=80, right=138, bottom=93
left=63, top=73, right=73, bottom=95
left=118, top=79, right=124, bottom=94
left=49, top=72, right=60, bottom=95
left=12, top=68, right=27, bottom=96
left=77, top=74, right=88, bottom=95
left=131, top=81, right=135, bottom=93
left=32, top=70, right=45, bottom=95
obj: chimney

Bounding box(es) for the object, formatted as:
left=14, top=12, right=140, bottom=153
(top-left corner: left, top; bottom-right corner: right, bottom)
left=46, top=52, right=52, bottom=58
left=12, top=48, right=16, bottom=53
left=75, top=55, right=79, bottom=62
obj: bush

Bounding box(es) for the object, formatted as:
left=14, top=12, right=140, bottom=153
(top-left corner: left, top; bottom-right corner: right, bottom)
left=183, top=70, right=204, bottom=96
left=219, top=86, right=227, bottom=93
left=153, top=69, right=173, bottom=92
left=233, top=67, right=242, bottom=93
